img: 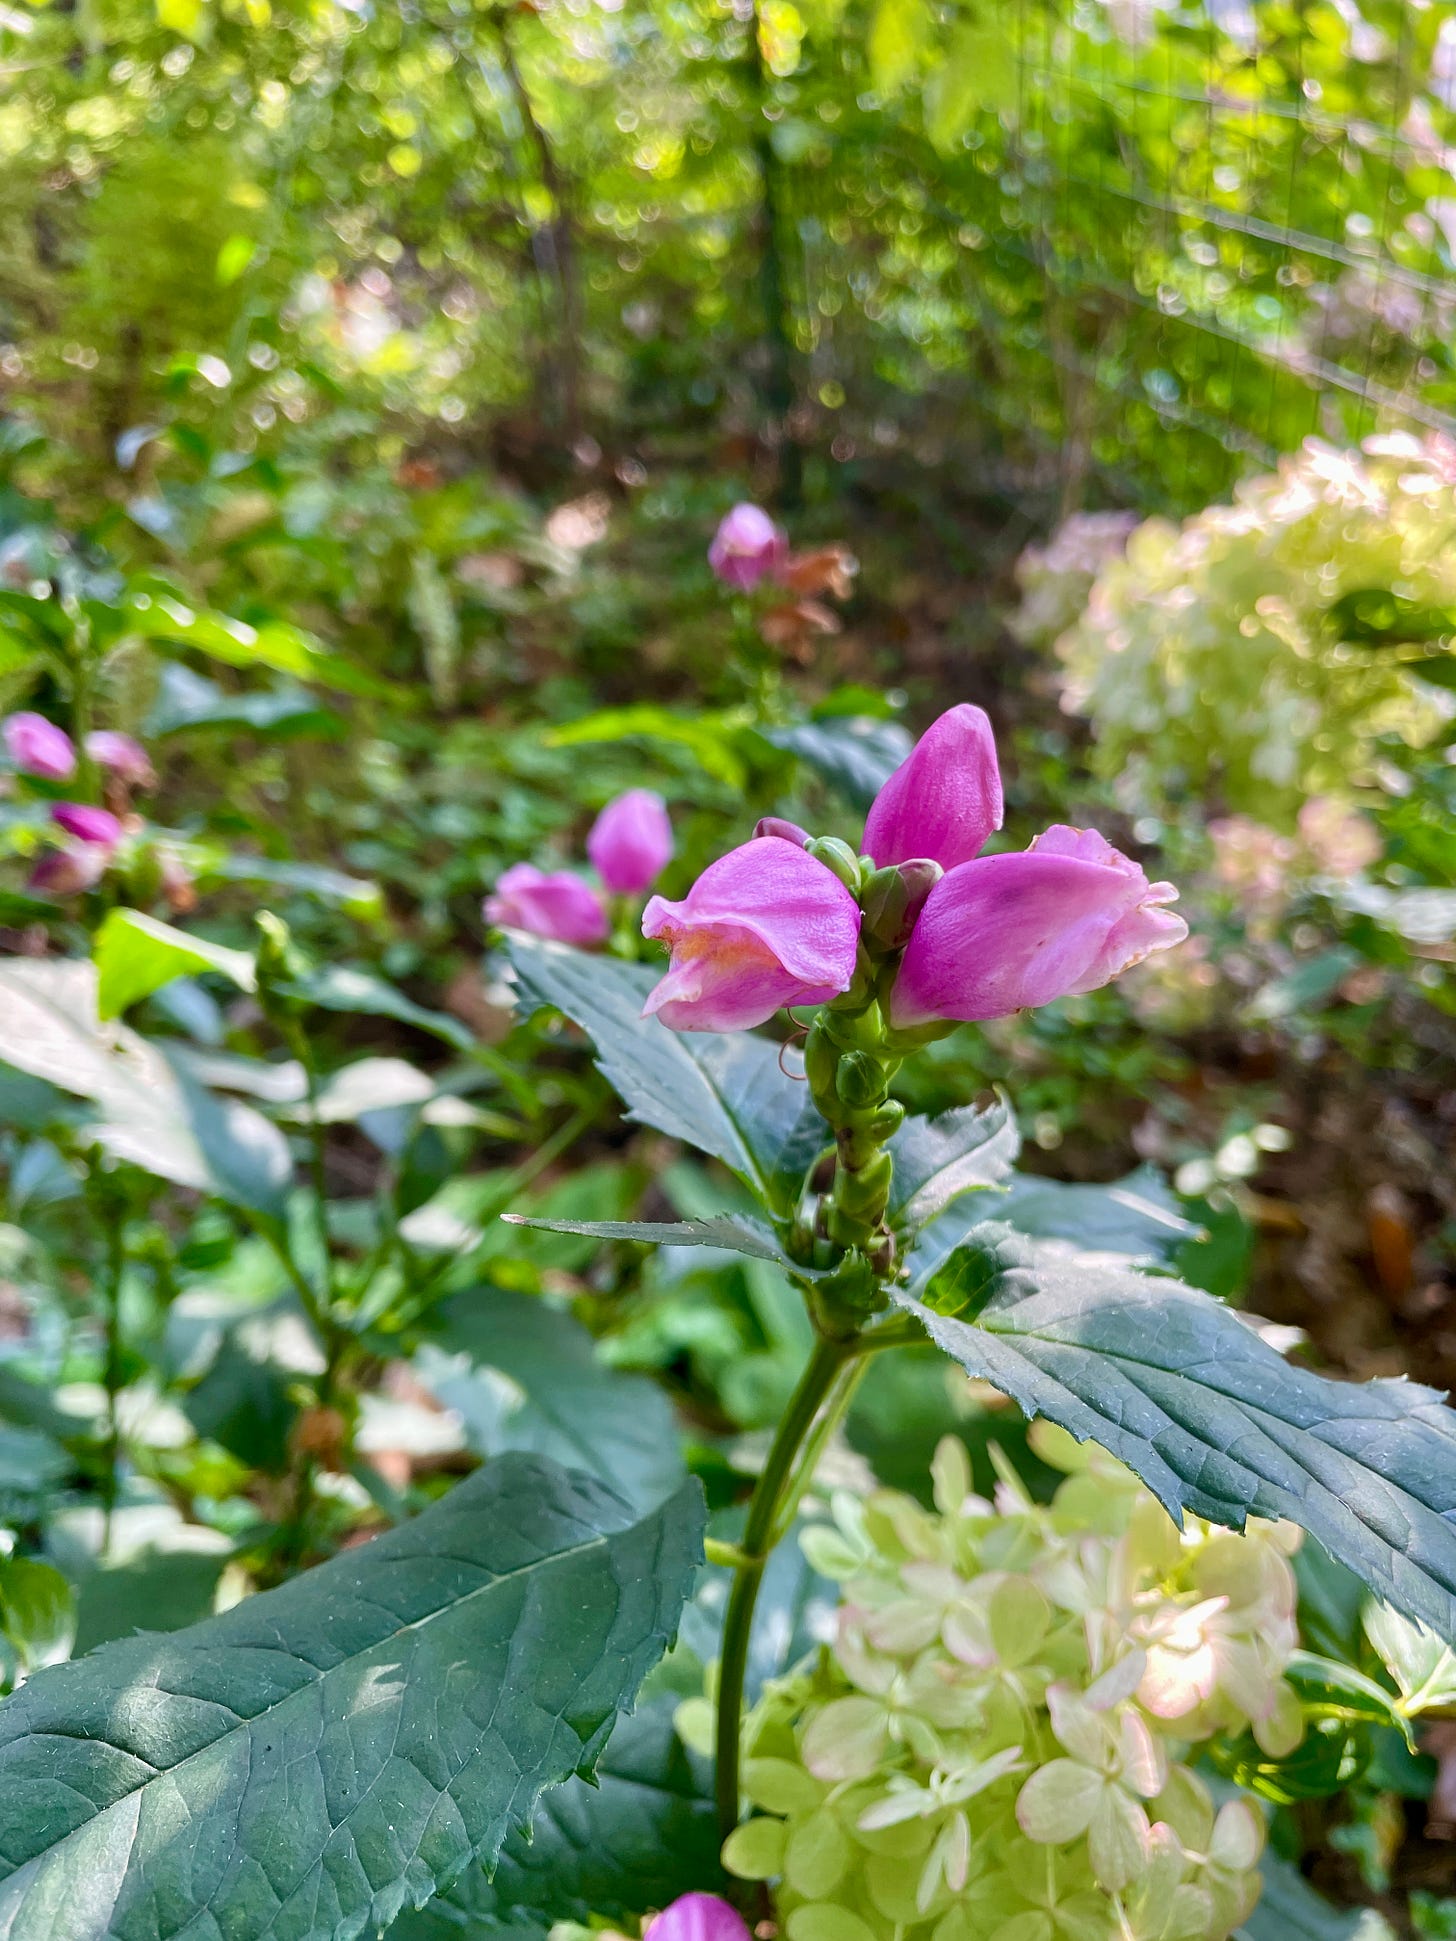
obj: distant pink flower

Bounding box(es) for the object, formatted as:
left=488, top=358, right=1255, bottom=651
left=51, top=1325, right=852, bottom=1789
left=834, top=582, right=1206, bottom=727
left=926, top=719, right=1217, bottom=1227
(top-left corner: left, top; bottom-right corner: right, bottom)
left=588, top=789, right=674, bottom=895
left=485, top=864, right=609, bottom=946
left=1297, top=796, right=1380, bottom=878
left=3, top=712, right=75, bottom=781
left=890, top=825, right=1187, bottom=1028
left=643, top=1893, right=752, bottom=1941
left=863, top=703, right=1004, bottom=872
left=642, top=836, right=860, bottom=1031
left=708, top=503, right=788, bottom=591
left=28, top=845, right=110, bottom=896
left=86, top=731, right=156, bottom=790
left=51, top=803, right=123, bottom=847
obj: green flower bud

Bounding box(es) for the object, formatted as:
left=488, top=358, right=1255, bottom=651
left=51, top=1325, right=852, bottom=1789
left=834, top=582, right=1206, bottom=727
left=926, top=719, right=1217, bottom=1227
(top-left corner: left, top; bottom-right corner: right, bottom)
left=860, top=858, right=943, bottom=951
left=805, top=835, right=864, bottom=893
left=837, top=1050, right=890, bottom=1108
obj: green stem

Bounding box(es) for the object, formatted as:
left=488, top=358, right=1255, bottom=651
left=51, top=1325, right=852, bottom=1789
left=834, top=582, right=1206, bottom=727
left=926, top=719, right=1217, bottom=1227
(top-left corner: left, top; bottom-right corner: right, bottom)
left=716, top=1332, right=853, bottom=1842
left=99, top=1192, right=125, bottom=1560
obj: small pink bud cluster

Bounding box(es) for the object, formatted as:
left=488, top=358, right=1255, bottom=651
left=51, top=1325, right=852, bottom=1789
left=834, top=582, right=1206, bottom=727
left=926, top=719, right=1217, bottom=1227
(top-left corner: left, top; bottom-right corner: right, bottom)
left=484, top=788, right=675, bottom=946
left=640, top=704, right=1186, bottom=1034
left=708, top=504, right=857, bottom=661
left=3, top=712, right=157, bottom=898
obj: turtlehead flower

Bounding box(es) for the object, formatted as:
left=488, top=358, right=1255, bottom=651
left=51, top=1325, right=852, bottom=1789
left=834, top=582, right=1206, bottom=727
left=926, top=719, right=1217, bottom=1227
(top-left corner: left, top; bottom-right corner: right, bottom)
left=641, top=837, right=860, bottom=1031
left=708, top=502, right=788, bottom=591
left=588, top=788, right=674, bottom=895
left=51, top=803, right=123, bottom=848
left=642, top=1894, right=752, bottom=1941
left=86, top=730, right=156, bottom=790
left=890, top=825, right=1187, bottom=1029
left=643, top=705, right=1184, bottom=1037
left=863, top=703, right=1003, bottom=873
left=484, top=863, right=609, bottom=947
left=4, top=711, right=75, bottom=780
left=29, top=844, right=110, bottom=896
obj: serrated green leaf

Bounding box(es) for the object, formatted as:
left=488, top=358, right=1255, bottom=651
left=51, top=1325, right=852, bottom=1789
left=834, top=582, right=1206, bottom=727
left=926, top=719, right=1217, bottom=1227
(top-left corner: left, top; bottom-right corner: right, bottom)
left=0, top=1455, right=704, bottom=1941
left=888, top=1100, right=1019, bottom=1230
left=895, top=1223, right=1456, bottom=1642
left=501, top=1211, right=788, bottom=1264
left=995, top=1165, right=1194, bottom=1258
left=421, top=1287, right=685, bottom=1512
left=505, top=934, right=809, bottom=1206
left=398, top=1694, right=723, bottom=1934
left=1364, top=1600, right=1456, bottom=1715
left=94, top=907, right=256, bottom=1021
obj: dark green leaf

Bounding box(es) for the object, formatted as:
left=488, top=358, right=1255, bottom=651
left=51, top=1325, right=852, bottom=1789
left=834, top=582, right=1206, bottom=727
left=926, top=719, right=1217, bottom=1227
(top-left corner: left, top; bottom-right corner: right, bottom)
left=423, top=1287, right=685, bottom=1512
left=505, top=934, right=808, bottom=1204
left=887, top=1100, right=1020, bottom=1230
left=994, top=1165, right=1193, bottom=1259
left=285, top=965, right=475, bottom=1051
left=0, top=1455, right=704, bottom=1941
left=501, top=1211, right=788, bottom=1265
left=762, top=715, right=912, bottom=812
left=401, top=1694, right=723, bottom=1934
left=895, top=1223, right=1456, bottom=1642
left=1238, top=1849, right=1390, bottom=1940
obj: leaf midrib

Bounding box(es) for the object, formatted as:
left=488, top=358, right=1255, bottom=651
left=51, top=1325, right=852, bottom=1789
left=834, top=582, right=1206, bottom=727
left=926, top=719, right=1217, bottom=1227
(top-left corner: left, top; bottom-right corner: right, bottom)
left=0, top=1522, right=623, bottom=1897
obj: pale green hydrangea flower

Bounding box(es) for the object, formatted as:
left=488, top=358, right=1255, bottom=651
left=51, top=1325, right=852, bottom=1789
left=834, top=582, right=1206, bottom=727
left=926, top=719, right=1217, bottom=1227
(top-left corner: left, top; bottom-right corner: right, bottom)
left=1032, top=434, right=1456, bottom=825
left=720, top=1428, right=1301, bottom=1941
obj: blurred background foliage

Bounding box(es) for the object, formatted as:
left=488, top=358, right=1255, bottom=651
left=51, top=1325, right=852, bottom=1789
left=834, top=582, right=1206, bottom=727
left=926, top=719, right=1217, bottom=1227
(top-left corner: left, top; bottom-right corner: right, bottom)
left=5, top=0, right=1456, bottom=1928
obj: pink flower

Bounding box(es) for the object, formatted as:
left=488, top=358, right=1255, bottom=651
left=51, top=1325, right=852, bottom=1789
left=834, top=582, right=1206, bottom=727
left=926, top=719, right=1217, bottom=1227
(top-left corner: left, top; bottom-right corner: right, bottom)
left=51, top=803, right=124, bottom=847
left=588, top=789, right=674, bottom=895
left=890, top=825, right=1187, bottom=1028
left=708, top=503, right=788, bottom=591
left=643, top=1893, right=752, bottom=1941
left=28, top=845, right=110, bottom=896
left=863, top=703, right=1003, bottom=872
left=3, top=712, right=75, bottom=781
left=642, top=836, right=860, bottom=1031
left=86, top=731, right=156, bottom=790
left=485, top=864, right=609, bottom=946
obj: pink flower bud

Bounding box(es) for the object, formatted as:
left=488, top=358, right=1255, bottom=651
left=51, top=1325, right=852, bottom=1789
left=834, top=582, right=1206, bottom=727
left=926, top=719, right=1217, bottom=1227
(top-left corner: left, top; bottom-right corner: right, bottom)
left=753, top=815, right=811, bottom=847
left=890, top=825, right=1187, bottom=1028
left=86, top=731, right=156, bottom=790
left=484, top=864, right=609, bottom=947
left=3, top=711, right=75, bottom=781
left=28, top=844, right=110, bottom=896
left=863, top=703, right=1003, bottom=872
left=708, top=502, right=788, bottom=591
left=51, top=802, right=123, bottom=847
left=643, top=1893, right=753, bottom=1941
left=642, top=835, right=861, bottom=1032
left=587, top=788, right=674, bottom=895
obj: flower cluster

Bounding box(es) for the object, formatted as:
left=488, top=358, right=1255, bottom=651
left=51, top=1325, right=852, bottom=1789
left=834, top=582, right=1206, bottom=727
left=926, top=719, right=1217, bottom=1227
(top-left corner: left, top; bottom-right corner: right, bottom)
left=485, top=788, right=674, bottom=946
left=1045, top=434, right=1456, bottom=825
left=708, top=503, right=857, bottom=659
left=641, top=705, right=1186, bottom=1035
left=721, top=1430, right=1300, bottom=1941
left=2, top=711, right=158, bottom=897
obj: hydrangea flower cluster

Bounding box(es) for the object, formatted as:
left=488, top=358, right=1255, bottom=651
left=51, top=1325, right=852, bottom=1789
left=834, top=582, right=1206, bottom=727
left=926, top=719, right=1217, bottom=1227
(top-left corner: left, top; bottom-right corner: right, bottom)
left=485, top=788, right=674, bottom=946
left=1042, top=433, right=1456, bottom=825
left=721, top=1431, right=1301, bottom=1941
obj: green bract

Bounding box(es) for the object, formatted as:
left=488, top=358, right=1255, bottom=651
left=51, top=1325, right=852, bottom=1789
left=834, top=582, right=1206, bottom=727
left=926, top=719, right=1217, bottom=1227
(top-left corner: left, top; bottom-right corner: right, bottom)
left=724, top=1430, right=1299, bottom=1941
left=1045, top=436, right=1456, bottom=826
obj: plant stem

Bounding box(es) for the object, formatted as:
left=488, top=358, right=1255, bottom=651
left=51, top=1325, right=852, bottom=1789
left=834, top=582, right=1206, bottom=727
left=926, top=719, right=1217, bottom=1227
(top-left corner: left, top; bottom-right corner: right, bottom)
left=716, top=1332, right=854, bottom=1841
left=99, top=1189, right=126, bottom=1560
